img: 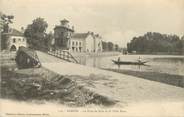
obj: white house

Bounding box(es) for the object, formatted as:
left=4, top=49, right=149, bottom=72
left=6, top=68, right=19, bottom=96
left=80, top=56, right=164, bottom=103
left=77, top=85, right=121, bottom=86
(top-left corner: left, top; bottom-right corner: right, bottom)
left=54, top=19, right=103, bottom=53
left=68, top=32, right=103, bottom=53
left=1, top=28, right=27, bottom=51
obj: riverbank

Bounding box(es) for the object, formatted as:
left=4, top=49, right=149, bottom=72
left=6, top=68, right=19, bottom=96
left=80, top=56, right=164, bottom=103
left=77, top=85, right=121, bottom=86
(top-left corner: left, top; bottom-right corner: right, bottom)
left=1, top=51, right=184, bottom=116
left=1, top=62, right=184, bottom=116
left=104, top=68, right=184, bottom=88
left=1, top=66, right=118, bottom=107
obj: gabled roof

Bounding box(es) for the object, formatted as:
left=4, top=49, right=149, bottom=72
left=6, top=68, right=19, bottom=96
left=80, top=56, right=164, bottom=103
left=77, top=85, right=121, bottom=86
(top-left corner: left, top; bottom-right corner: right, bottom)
left=71, top=33, right=90, bottom=39
left=3, top=28, right=24, bottom=36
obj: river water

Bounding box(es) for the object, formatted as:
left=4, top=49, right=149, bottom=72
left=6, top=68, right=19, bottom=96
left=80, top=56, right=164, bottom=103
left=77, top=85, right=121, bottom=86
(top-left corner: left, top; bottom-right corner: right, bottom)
left=77, top=54, right=184, bottom=76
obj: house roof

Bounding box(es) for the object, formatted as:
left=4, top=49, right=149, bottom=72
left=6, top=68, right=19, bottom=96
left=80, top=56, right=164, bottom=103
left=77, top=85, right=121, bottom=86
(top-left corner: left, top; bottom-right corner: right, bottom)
left=61, top=19, right=69, bottom=23
left=54, top=25, right=74, bottom=32
left=71, top=33, right=90, bottom=39
left=3, top=28, right=24, bottom=36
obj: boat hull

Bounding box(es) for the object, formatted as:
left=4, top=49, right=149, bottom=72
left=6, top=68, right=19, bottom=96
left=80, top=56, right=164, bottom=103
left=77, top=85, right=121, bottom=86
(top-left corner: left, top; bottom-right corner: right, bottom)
left=112, top=60, right=147, bottom=65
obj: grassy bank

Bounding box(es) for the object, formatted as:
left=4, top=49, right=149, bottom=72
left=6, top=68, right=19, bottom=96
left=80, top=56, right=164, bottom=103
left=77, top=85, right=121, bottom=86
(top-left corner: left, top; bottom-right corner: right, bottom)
left=104, top=68, right=184, bottom=88
left=1, top=66, right=117, bottom=107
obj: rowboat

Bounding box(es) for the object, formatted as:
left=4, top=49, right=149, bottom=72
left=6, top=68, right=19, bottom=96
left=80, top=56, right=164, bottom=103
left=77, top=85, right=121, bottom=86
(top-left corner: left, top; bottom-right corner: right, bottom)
left=112, top=60, right=148, bottom=65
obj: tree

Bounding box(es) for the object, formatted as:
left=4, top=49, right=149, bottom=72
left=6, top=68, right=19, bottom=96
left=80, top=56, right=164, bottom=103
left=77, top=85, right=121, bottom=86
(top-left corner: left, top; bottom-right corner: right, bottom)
left=127, top=32, right=182, bottom=54
left=24, top=17, right=48, bottom=50
left=1, top=13, right=14, bottom=49
left=107, top=42, right=113, bottom=51
left=102, top=41, right=120, bottom=52
left=0, top=13, right=14, bottom=32
left=114, top=44, right=119, bottom=51
left=45, top=32, right=54, bottom=49
left=102, top=41, right=108, bottom=51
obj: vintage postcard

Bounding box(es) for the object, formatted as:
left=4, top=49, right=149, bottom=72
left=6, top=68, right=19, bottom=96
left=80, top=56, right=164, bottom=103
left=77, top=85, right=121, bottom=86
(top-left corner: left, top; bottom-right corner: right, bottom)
left=0, top=0, right=184, bottom=117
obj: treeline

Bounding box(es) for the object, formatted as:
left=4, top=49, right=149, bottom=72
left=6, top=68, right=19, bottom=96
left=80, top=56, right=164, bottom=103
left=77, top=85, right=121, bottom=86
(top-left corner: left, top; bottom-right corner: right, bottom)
left=127, top=32, right=184, bottom=55
left=102, top=41, right=120, bottom=52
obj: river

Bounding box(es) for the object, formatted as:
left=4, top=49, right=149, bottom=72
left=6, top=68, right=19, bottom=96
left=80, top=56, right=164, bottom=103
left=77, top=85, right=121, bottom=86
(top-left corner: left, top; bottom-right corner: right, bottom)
left=77, top=54, right=184, bottom=76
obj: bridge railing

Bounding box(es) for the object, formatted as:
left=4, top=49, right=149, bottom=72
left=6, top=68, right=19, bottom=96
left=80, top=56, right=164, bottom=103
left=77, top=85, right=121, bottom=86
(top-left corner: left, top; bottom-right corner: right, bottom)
left=48, top=50, right=78, bottom=64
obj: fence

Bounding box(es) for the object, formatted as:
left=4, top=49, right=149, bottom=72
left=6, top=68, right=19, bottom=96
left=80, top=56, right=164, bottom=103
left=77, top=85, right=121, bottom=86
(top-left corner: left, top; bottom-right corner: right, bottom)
left=48, top=50, right=78, bottom=63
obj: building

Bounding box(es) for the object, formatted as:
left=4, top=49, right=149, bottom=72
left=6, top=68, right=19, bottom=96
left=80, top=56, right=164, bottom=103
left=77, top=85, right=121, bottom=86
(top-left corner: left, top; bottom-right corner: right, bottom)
left=93, top=33, right=103, bottom=52
left=54, top=19, right=103, bottom=53
left=1, top=28, right=27, bottom=51
left=54, top=19, right=74, bottom=50
left=69, top=32, right=102, bottom=53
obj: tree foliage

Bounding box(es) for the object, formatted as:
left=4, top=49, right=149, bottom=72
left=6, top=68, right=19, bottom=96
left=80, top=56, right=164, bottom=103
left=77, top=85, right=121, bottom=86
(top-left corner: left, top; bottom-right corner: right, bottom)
left=102, top=41, right=119, bottom=51
left=24, top=17, right=49, bottom=50
left=0, top=13, right=14, bottom=32
left=127, top=32, right=184, bottom=54
left=45, top=32, right=54, bottom=49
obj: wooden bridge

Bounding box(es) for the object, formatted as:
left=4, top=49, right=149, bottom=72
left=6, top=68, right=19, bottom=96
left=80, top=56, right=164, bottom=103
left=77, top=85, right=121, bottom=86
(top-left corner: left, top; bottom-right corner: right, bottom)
left=47, top=50, right=78, bottom=63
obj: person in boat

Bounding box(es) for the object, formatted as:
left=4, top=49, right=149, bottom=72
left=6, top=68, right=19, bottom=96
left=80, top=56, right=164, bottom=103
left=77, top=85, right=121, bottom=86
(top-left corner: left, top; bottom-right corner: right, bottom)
left=138, top=56, right=142, bottom=63
left=117, top=57, right=121, bottom=69
left=118, top=57, right=120, bottom=62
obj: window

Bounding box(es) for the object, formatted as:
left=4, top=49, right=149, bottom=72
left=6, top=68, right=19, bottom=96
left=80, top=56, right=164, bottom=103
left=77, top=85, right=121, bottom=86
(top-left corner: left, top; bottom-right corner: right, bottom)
left=19, top=38, right=21, bottom=41
left=76, top=42, right=78, bottom=46
left=79, top=42, right=81, bottom=46
left=22, top=38, right=25, bottom=42
left=13, top=38, right=16, bottom=43
left=72, top=41, right=74, bottom=45
left=72, top=47, right=75, bottom=51
left=79, top=47, right=82, bottom=52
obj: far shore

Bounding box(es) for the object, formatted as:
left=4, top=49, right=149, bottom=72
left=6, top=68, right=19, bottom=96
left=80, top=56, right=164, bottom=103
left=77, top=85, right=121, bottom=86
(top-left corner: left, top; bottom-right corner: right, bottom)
left=70, top=51, right=121, bottom=58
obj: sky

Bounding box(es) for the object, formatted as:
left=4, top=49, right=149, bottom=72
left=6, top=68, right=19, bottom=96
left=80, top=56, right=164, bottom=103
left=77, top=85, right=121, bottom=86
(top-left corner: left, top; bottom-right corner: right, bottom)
left=1, top=0, right=184, bottom=47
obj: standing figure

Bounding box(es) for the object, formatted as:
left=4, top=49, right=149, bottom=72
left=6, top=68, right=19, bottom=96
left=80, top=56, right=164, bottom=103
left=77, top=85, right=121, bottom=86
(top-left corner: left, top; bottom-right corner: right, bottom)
left=118, top=57, right=120, bottom=62
left=138, top=56, right=142, bottom=63
left=117, top=57, right=121, bottom=69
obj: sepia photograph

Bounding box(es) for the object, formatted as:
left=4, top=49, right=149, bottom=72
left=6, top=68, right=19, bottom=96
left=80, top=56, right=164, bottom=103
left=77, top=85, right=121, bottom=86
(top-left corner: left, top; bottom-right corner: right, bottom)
left=0, top=0, right=184, bottom=116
